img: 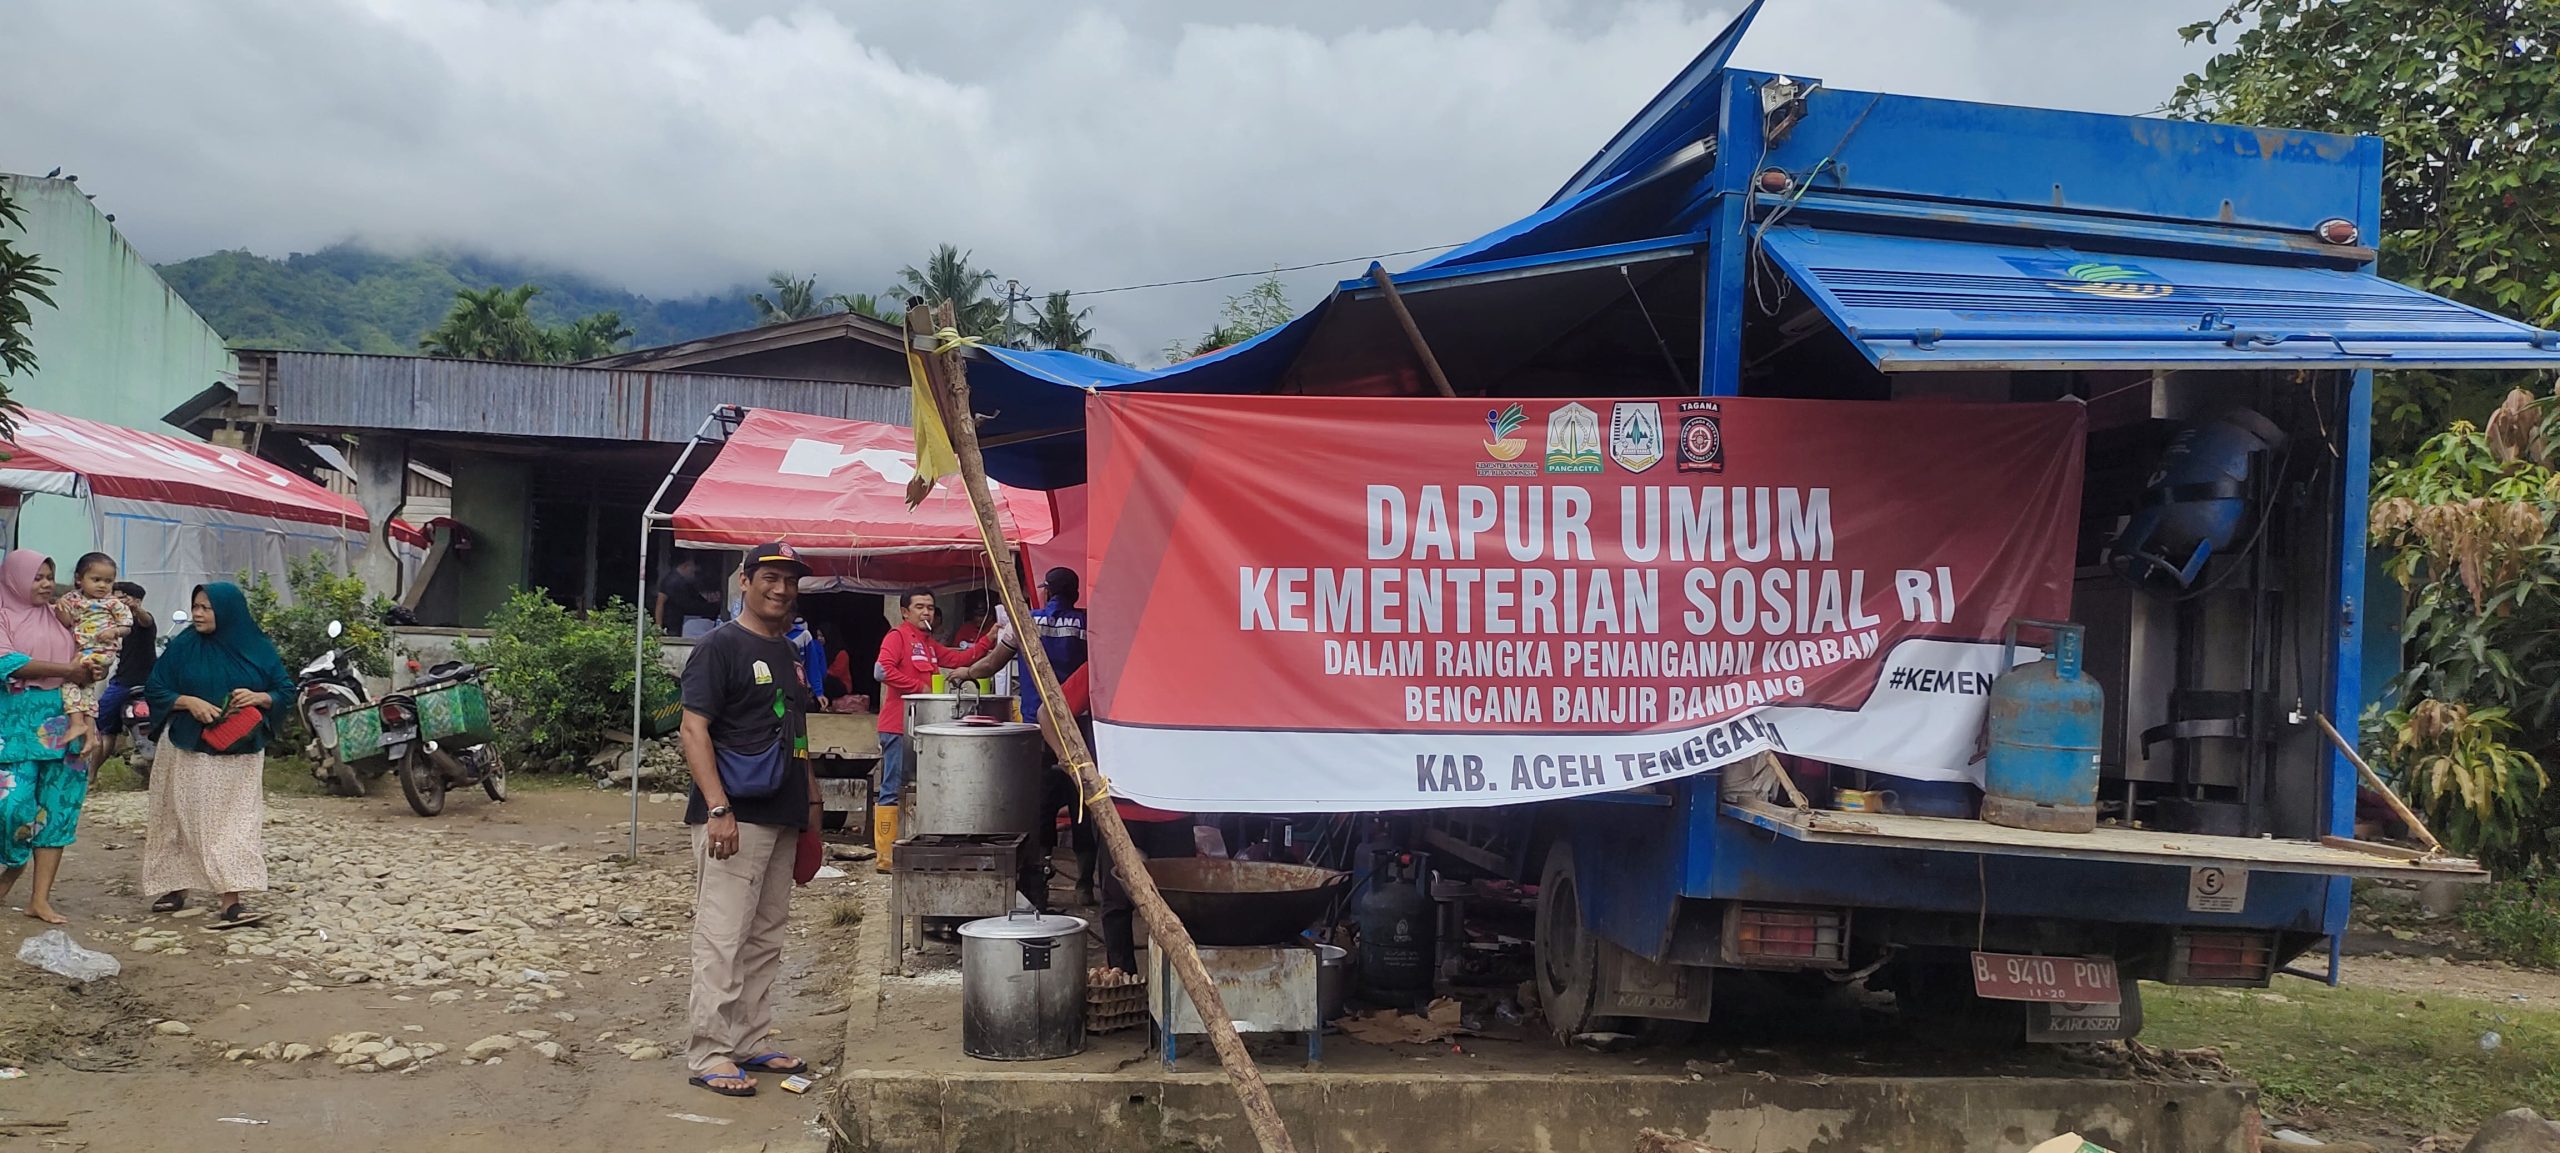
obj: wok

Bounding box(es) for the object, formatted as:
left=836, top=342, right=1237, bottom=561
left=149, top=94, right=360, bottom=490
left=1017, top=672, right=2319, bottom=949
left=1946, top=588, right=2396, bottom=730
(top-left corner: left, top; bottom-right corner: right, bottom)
left=1139, top=858, right=1352, bottom=947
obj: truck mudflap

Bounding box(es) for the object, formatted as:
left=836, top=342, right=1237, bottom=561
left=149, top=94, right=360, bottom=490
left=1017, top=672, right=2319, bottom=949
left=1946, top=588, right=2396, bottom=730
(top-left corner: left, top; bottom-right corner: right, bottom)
left=1721, top=798, right=2486, bottom=883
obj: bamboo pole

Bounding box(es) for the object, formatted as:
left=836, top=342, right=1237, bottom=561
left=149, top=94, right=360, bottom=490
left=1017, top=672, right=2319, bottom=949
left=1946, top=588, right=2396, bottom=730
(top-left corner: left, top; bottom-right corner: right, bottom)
left=2316, top=712, right=2443, bottom=854
left=907, top=307, right=1302, bottom=1153
left=1367, top=262, right=1459, bottom=399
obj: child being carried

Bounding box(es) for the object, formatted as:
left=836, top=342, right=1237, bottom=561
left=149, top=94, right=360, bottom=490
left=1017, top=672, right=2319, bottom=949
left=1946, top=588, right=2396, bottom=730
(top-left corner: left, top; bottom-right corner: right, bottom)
left=55, top=552, right=134, bottom=750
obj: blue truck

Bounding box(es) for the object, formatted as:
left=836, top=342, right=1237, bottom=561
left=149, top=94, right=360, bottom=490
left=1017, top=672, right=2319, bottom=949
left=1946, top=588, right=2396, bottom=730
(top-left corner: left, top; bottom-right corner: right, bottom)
left=965, top=7, right=2560, bottom=1041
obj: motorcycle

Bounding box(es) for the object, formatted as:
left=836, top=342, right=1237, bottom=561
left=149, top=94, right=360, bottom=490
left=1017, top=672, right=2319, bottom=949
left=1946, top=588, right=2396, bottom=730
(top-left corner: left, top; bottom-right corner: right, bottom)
left=379, top=659, right=506, bottom=818
left=299, top=619, right=376, bottom=797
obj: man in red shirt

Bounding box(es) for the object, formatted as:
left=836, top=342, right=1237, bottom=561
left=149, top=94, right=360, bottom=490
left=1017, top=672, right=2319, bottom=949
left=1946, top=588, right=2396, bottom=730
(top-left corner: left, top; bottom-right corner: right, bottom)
left=871, top=588, right=998, bottom=865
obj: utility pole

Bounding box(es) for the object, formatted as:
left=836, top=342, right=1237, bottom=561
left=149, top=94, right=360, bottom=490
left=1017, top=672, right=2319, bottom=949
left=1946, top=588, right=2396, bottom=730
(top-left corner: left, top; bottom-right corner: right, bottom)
left=1001, top=278, right=1032, bottom=347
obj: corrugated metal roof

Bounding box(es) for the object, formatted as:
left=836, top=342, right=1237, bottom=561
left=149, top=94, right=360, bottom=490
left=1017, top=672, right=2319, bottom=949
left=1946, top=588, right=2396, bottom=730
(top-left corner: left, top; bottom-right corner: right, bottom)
left=270, top=352, right=906, bottom=442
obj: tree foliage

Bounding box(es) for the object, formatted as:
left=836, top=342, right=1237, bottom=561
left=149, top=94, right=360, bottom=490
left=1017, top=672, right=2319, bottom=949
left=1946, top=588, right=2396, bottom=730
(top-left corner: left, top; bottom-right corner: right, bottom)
left=240, top=552, right=396, bottom=679
left=0, top=184, right=54, bottom=437
left=896, top=244, right=1006, bottom=340
left=156, top=244, right=754, bottom=354
left=1028, top=290, right=1117, bottom=362
left=2168, top=0, right=2560, bottom=455
left=455, top=591, right=676, bottom=769
left=750, top=272, right=827, bottom=325
left=417, top=283, right=632, bottom=363
left=1164, top=273, right=1294, bottom=363
left=2367, top=387, right=2560, bottom=868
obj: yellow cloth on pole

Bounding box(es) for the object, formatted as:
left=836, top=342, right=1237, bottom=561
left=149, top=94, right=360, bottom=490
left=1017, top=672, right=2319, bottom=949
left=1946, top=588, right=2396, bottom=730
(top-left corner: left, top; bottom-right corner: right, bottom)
left=905, top=341, right=959, bottom=507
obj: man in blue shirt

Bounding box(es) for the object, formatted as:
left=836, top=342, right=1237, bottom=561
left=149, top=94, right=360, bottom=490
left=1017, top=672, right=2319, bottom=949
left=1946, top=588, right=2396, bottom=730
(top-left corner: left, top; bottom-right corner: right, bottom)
left=1011, top=568, right=1088, bottom=723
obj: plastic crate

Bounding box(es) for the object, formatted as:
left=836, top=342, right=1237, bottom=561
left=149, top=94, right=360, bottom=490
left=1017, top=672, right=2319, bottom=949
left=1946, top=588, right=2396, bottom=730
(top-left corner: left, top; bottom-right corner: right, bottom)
left=415, top=681, right=495, bottom=745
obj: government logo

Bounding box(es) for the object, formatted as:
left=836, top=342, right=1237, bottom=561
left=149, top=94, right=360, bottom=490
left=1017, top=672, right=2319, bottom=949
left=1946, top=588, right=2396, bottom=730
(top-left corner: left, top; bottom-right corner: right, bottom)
left=1609, top=402, right=1664, bottom=473
left=1544, top=402, right=1603, bottom=474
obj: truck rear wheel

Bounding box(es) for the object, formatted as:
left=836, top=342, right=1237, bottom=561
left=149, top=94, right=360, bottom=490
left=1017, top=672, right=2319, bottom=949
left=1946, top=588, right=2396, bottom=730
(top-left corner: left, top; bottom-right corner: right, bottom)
left=1534, top=841, right=1603, bottom=1042
left=1888, top=958, right=2026, bottom=1051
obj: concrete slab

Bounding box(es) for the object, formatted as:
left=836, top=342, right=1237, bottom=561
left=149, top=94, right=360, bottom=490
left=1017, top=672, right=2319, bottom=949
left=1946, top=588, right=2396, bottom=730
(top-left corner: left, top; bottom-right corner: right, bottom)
left=831, top=863, right=2257, bottom=1153
left=827, top=1068, right=2254, bottom=1153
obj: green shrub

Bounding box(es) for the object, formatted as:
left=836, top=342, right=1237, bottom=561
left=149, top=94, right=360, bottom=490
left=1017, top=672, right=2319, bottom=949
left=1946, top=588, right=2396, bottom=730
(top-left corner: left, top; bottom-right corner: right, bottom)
left=456, top=591, right=676, bottom=770
left=240, top=552, right=395, bottom=677
left=2461, top=873, right=2560, bottom=970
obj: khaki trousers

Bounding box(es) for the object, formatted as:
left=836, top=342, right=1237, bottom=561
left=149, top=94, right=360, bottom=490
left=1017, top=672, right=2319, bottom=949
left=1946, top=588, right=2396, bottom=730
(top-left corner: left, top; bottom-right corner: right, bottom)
left=687, top=820, right=796, bottom=1074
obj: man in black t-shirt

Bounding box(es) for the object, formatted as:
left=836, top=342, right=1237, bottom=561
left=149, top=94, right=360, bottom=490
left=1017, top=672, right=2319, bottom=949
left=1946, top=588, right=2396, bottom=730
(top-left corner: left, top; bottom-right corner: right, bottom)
left=656, top=553, right=723, bottom=638
left=678, top=541, right=817, bottom=1098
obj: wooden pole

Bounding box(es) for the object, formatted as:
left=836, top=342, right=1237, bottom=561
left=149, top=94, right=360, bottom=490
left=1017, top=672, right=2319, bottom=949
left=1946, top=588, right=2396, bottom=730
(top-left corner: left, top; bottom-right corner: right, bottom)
left=1367, top=262, right=1459, bottom=398
left=2316, top=712, right=2443, bottom=854
left=907, top=307, right=1303, bottom=1153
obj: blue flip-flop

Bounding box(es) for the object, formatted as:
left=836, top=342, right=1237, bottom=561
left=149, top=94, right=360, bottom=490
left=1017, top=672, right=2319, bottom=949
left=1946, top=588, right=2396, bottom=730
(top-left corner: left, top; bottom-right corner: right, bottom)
left=689, top=1069, right=756, bottom=1097
left=737, top=1052, right=807, bottom=1074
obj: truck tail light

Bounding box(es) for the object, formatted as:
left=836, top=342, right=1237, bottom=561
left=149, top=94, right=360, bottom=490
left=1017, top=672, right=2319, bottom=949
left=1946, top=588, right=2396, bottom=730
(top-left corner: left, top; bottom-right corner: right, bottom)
left=2168, top=930, right=2275, bottom=984
left=1727, top=905, right=1847, bottom=966
left=2316, top=218, right=2360, bottom=245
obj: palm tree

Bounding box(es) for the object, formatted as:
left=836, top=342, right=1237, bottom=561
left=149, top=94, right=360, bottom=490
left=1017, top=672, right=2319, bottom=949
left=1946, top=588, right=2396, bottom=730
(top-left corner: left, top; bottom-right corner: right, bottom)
left=895, top=245, right=1006, bottom=340
left=545, top=311, right=634, bottom=360
left=420, top=284, right=548, bottom=361
left=828, top=292, right=907, bottom=325
left=1028, top=291, right=1118, bottom=362
left=749, top=272, right=826, bottom=326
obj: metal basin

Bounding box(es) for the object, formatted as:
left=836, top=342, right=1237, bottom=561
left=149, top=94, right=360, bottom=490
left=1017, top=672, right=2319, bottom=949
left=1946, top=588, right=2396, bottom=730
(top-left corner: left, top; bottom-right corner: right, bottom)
left=1139, top=858, right=1351, bottom=947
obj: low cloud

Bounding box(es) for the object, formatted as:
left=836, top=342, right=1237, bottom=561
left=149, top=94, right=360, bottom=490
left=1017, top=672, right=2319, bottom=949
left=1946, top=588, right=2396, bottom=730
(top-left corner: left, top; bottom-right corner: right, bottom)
left=4, top=0, right=2223, bottom=360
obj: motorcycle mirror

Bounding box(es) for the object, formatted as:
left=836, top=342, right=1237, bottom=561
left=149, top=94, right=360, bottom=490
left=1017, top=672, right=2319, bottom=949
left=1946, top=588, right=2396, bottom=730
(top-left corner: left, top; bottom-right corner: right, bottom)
left=169, top=609, right=190, bottom=627
left=327, top=619, right=345, bottom=639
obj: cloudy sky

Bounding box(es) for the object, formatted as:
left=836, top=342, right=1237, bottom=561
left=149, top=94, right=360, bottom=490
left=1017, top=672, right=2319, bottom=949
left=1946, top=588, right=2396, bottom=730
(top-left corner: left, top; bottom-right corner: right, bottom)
left=6, top=0, right=2231, bottom=360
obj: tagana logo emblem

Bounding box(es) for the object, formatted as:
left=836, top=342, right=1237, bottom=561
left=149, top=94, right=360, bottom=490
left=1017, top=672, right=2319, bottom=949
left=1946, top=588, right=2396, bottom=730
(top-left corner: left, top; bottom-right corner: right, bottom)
left=1482, top=403, right=1527, bottom=461
left=1544, top=402, right=1603, bottom=474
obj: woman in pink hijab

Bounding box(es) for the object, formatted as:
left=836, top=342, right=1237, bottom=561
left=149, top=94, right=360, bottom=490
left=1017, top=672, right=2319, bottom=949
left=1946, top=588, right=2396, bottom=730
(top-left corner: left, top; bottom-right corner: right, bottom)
left=0, top=550, right=102, bottom=924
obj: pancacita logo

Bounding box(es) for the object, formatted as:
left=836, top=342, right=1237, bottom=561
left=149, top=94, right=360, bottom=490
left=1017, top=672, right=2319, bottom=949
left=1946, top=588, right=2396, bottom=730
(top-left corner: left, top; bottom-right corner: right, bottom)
left=1544, top=402, right=1604, bottom=474
left=1482, top=403, right=1527, bottom=461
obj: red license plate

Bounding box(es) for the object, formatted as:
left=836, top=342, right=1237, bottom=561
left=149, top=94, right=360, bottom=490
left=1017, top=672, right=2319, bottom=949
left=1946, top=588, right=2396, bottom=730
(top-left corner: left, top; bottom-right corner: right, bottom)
left=1970, top=952, right=2121, bottom=1005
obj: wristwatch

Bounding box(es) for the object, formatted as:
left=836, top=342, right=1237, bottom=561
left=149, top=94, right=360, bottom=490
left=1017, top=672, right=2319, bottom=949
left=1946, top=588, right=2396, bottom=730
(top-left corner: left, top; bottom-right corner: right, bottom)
left=708, top=805, right=732, bottom=818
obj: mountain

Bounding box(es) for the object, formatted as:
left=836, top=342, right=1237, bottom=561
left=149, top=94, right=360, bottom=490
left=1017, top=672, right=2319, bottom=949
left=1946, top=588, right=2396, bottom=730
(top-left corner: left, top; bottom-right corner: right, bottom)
left=155, top=245, right=760, bottom=356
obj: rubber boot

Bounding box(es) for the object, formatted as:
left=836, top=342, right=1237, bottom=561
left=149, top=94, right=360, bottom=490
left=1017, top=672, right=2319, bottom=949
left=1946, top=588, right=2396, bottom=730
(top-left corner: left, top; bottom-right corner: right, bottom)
left=873, top=805, right=899, bottom=874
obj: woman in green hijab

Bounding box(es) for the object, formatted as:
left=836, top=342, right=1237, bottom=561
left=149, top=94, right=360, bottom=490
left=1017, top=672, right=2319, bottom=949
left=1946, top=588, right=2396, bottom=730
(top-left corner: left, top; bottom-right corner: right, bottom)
left=142, top=583, right=295, bottom=926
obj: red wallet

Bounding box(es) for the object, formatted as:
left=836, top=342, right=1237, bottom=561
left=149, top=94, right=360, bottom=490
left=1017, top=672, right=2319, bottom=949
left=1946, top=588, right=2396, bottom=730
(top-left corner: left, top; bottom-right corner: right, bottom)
left=199, top=705, right=266, bottom=754
left=793, top=826, right=822, bottom=886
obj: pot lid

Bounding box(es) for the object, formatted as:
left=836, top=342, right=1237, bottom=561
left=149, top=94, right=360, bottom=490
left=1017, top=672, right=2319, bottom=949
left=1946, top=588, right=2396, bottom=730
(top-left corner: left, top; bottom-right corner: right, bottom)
left=960, top=912, right=1088, bottom=940
left=914, top=721, right=1040, bottom=737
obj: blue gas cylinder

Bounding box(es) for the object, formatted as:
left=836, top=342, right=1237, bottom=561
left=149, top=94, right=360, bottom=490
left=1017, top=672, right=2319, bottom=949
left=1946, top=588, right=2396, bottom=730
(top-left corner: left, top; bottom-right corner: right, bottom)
left=1983, top=619, right=2104, bottom=834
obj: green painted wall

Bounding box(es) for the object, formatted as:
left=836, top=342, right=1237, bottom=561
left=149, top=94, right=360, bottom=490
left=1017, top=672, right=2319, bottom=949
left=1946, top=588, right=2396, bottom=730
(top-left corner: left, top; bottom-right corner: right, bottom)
left=449, top=455, right=531, bottom=625
left=0, top=174, right=236, bottom=567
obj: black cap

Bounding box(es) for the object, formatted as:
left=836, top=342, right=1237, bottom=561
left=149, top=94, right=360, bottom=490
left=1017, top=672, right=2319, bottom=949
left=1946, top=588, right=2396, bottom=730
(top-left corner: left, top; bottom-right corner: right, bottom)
left=743, top=541, right=812, bottom=578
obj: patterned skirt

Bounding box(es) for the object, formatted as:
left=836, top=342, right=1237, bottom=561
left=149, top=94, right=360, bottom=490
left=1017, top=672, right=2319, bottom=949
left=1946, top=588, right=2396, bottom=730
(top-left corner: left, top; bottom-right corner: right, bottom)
left=141, top=745, right=269, bottom=896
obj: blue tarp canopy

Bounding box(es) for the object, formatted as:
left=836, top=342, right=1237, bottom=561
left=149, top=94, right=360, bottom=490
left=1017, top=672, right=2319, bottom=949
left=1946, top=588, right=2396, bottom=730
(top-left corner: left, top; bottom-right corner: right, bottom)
left=1757, top=225, right=2560, bottom=373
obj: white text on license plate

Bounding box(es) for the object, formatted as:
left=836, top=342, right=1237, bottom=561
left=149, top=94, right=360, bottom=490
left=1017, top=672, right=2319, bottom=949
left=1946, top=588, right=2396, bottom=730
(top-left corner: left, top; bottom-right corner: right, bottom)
left=1970, top=952, right=2120, bottom=1005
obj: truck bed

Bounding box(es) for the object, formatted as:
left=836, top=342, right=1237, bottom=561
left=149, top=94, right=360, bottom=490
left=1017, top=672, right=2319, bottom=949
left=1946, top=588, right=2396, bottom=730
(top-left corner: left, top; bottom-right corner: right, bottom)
left=1720, top=798, right=2484, bottom=882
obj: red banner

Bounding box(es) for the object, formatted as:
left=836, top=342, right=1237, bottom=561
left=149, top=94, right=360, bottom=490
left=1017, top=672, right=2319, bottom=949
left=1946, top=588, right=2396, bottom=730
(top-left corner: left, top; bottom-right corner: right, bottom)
left=1087, top=393, right=2084, bottom=812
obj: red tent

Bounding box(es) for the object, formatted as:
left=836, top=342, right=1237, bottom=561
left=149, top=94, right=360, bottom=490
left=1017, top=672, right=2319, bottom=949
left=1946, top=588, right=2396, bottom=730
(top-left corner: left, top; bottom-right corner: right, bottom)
left=0, top=406, right=379, bottom=597
left=0, top=406, right=366, bottom=528
left=669, top=409, right=1053, bottom=590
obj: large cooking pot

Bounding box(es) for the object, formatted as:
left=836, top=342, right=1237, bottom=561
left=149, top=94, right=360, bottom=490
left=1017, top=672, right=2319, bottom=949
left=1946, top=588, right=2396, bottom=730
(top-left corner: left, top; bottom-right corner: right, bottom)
left=911, top=720, right=1046, bottom=837
left=959, top=911, right=1088, bottom=1061
left=1140, top=858, right=1352, bottom=947
left=903, top=690, right=1019, bottom=733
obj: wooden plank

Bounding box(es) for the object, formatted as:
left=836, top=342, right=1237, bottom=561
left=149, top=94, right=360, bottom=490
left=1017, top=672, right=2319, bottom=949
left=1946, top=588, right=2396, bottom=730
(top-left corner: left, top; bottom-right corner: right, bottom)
left=2320, top=834, right=2433, bottom=861
left=1721, top=799, right=2486, bottom=881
